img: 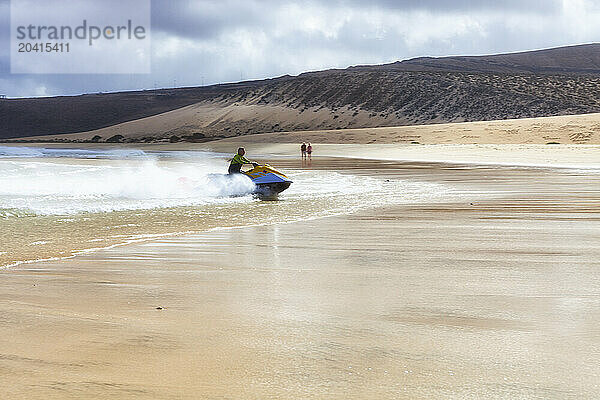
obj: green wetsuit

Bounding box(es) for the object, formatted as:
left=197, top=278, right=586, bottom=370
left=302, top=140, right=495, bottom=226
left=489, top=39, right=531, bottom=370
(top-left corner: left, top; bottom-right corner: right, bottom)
left=229, top=154, right=251, bottom=174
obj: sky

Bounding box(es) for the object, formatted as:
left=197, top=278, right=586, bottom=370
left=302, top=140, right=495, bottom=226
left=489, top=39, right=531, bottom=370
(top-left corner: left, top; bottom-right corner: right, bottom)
left=1, top=0, right=599, bottom=97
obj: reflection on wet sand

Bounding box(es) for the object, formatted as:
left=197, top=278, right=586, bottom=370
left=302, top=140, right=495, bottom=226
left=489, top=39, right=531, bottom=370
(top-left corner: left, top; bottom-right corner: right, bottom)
left=1, top=158, right=599, bottom=399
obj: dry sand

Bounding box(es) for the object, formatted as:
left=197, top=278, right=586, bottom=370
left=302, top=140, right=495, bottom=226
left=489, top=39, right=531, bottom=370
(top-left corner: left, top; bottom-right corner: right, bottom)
left=1, top=149, right=600, bottom=399
left=203, top=142, right=600, bottom=169
left=13, top=111, right=600, bottom=145
left=216, top=112, right=600, bottom=145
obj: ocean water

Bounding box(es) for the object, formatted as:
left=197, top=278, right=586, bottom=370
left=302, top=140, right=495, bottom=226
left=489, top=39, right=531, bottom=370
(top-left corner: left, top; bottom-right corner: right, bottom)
left=0, top=146, right=457, bottom=267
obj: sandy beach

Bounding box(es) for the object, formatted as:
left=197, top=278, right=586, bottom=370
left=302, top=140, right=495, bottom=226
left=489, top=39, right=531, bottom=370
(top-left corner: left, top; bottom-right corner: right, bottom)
left=14, top=112, right=600, bottom=145
left=4, top=2, right=600, bottom=398
left=1, top=145, right=599, bottom=399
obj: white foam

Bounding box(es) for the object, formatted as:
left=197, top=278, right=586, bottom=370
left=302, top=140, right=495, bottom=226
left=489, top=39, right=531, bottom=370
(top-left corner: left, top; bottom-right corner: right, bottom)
left=0, top=146, right=227, bottom=160
left=0, top=149, right=257, bottom=215
left=0, top=145, right=152, bottom=159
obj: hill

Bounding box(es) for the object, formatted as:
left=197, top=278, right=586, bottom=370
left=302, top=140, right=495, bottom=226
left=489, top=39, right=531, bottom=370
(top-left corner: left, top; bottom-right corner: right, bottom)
left=350, top=43, right=600, bottom=75
left=2, top=43, right=600, bottom=142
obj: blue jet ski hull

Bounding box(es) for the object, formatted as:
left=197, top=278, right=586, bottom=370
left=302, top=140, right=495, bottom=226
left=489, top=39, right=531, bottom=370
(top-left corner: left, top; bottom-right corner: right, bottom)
left=244, top=165, right=292, bottom=197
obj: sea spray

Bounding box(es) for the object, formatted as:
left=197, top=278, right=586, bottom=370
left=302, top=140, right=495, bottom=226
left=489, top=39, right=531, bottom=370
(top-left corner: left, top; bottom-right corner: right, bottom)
left=0, top=148, right=256, bottom=215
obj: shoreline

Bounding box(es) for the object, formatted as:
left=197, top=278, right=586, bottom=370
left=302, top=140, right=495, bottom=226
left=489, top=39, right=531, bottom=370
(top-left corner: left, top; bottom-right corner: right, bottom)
left=1, top=154, right=464, bottom=269
left=0, top=197, right=406, bottom=270
left=2, top=142, right=600, bottom=169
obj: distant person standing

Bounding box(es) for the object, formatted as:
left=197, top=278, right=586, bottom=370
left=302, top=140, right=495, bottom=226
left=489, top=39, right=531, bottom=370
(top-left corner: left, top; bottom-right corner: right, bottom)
left=306, top=143, right=313, bottom=160
left=301, top=142, right=307, bottom=159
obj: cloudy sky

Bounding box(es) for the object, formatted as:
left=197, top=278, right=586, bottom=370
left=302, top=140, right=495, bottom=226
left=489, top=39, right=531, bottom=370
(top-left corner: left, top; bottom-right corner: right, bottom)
left=1, top=0, right=599, bottom=97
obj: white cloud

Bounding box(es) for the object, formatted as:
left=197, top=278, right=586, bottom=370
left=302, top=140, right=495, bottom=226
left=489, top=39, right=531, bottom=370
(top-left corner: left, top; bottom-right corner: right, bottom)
left=2, top=0, right=599, bottom=96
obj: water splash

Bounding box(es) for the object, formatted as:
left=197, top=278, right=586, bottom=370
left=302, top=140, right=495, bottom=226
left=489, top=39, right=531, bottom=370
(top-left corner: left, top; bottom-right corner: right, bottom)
left=0, top=148, right=255, bottom=215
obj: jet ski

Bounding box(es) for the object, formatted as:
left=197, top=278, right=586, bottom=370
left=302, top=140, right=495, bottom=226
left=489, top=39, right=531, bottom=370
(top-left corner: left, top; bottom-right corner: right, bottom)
left=243, top=164, right=292, bottom=197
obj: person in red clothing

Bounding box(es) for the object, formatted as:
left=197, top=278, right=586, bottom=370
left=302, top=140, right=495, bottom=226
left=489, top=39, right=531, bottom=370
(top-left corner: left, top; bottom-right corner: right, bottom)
left=306, top=143, right=313, bottom=159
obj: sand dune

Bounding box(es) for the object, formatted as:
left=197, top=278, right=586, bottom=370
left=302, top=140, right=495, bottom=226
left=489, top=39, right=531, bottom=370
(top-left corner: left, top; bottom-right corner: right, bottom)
left=17, top=112, right=600, bottom=145
left=221, top=112, right=600, bottom=145
left=3, top=44, right=600, bottom=140
left=15, top=101, right=404, bottom=142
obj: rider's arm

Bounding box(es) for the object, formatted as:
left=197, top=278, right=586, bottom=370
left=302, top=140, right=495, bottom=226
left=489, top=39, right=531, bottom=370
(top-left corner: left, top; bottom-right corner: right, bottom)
left=232, top=154, right=251, bottom=164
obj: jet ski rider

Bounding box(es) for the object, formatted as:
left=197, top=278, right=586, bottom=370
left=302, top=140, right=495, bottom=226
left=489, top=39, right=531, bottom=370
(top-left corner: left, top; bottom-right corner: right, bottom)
left=228, top=147, right=258, bottom=174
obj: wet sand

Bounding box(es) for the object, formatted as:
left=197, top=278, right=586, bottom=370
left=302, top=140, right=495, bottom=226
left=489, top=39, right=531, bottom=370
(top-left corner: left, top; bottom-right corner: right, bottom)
left=1, top=157, right=600, bottom=399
